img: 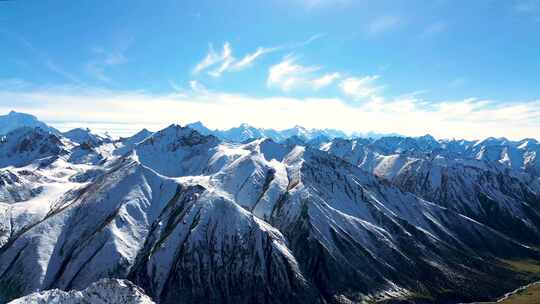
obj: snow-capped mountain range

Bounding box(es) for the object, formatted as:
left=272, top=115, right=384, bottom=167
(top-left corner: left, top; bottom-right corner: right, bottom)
left=1, top=112, right=540, bottom=303
left=186, top=121, right=399, bottom=142
left=187, top=121, right=540, bottom=178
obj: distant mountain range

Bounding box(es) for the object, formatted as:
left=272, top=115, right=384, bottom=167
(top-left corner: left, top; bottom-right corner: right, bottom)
left=187, top=121, right=400, bottom=142
left=1, top=111, right=540, bottom=304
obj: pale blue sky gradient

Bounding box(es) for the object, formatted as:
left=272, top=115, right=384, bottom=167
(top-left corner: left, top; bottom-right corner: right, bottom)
left=1, top=0, right=539, bottom=139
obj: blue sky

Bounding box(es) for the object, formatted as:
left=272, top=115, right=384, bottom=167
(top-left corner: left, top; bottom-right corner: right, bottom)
left=1, top=0, right=540, bottom=139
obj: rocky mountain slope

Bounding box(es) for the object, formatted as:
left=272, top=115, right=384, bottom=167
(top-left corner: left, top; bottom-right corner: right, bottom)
left=1, top=115, right=540, bottom=304
left=316, top=137, right=540, bottom=247
left=317, top=135, right=540, bottom=178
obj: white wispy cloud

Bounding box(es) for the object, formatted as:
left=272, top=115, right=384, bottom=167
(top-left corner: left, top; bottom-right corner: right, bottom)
left=45, top=60, right=83, bottom=84
left=231, top=47, right=275, bottom=70
left=267, top=56, right=339, bottom=91
left=86, top=63, right=110, bottom=82
left=193, top=43, right=229, bottom=74
left=267, top=56, right=319, bottom=91
left=86, top=47, right=129, bottom=82
left=312, top=72, right=341, bottom=90
left=292, top=33, right=326, bottom=48
left=193, top=34, right=325, bottom=78
left=201, top=42, right=234, bottom=77
left=365, top=15, right=402, bottom=36
left=194, top=42, right=277, bottom=77
left=339, top=76, right=382, bottom=100
left=2, top=85, right=539, bottom=140
left=189, top=80, right=208, bottom=93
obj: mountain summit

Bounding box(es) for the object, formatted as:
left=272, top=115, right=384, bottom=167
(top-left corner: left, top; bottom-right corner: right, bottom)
left=0, top=111, right=59, bottom=136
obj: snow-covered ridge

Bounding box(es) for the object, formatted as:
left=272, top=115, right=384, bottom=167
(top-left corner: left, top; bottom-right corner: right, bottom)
left=62, top=128, right=112, bottom=146
left=187, top=120, right=540, bottom=177
left=1, top=112, right=540, bottom=304
left=7, top=279, right=154, bottom=304
left=317, top=135, right=540, bottom=177
left=187, top=121, right=363, bottom=142
left=0, top=111, right=59, bottom=136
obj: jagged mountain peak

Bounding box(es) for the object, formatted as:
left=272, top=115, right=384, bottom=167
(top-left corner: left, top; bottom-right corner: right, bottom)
left=141, top=124, right=218, bottom=145
left=62, top=127, right=111, bottom=145
left=0, top=111, right=59, bottom=136
left=181, top=121, right=351, bottom=143
left=109, top=129, right=155, bottom=157
left=290, top=124, right=308, bottom=131
left=121, top=128, right=153, bottom=143
left=185, top=121, right=206, bottom=130
left=0, top=127, right=66, bottom=167
left=134, top=124, right=220, bottom=177
left=134, top=128, right=152, bottom=137
left=475, top=136, right=511, bottom=147
left=416, top=133, right=437, bottom=142
left=185, top=121, right=213, bottom=136
left=187, top=121, right=204, bottom=127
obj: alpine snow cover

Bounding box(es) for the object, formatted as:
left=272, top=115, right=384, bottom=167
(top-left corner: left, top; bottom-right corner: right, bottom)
left=1, top=111, right=540, bottom=303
